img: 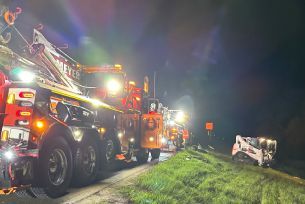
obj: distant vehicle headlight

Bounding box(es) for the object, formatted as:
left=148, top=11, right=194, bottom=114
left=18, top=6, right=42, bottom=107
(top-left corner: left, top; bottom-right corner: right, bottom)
left=175, top=111, right=185, bottom=123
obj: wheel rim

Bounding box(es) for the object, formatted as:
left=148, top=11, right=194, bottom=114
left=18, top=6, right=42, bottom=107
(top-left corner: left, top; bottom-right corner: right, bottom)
left=82, top=145, right=96, bottom=175
left=48, top=148, right=68, bottom=186
left=106, top=139, right=114, bottom=161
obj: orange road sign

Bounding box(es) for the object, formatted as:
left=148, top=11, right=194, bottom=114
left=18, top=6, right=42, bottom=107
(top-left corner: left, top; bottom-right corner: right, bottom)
left=205, top=122, right=214, bottom=131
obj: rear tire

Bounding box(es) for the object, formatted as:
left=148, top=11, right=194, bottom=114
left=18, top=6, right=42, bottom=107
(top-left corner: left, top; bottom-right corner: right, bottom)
left=150, top=149, right=160, bottom=160
left=73, top=136, right=100, bottom=186
left=104, top=134, right=121, bottom=163
left=136, top=148, right=149, bottom=164
left=38, top=137, right=72, bottom=198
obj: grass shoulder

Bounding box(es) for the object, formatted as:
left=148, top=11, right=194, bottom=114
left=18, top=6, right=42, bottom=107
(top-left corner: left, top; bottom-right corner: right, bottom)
left=122, top=150, right=305, bottom=204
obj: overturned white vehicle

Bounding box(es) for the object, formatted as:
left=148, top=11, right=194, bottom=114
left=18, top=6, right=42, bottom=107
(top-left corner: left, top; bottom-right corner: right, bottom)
left=232, top=135, right=277, bottom=166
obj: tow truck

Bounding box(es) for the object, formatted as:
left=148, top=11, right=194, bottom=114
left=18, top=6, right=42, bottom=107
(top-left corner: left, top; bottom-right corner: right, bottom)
left=82, top=64, right=163, bottom=162
left=161, top=109, right=189, bottom=150
left=0, top=6, right=163, bottom=198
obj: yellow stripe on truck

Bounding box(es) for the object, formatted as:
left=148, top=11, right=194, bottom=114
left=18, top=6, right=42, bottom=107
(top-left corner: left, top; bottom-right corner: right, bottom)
left=36, top=82, right=123, bottom=113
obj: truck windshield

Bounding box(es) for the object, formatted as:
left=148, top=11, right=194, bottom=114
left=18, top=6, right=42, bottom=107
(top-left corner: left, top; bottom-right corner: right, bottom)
left=84, top=73, right=124, bottom=88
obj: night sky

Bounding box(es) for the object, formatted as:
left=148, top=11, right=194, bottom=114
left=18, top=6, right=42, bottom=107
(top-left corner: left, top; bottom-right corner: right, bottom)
left=8, top=0, right=305, bottom=159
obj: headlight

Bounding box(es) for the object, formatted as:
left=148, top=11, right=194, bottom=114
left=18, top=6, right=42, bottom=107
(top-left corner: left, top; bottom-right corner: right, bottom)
left=175, top=111, right=185, bottom=123
left=4, top=150, right=15, bottom=160
left=71, top=128, right=84, bottom=142
left=106, top=79, right=122, bottom=95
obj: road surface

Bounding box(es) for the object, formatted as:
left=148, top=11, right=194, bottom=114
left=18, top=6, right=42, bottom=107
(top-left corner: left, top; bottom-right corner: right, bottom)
left=0, top=152, right=173, bottom=204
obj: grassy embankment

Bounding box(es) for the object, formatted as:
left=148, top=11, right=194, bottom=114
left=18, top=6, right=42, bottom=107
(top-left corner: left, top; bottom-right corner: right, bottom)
left=123, top=150, right=305, bottom=204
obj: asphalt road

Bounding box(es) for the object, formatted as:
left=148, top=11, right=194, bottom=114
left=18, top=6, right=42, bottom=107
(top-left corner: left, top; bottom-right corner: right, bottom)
left=0, top=152, right=174, bottom=204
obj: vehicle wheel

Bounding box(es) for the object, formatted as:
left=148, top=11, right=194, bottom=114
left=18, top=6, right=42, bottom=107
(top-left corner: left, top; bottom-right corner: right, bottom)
left=136, top=148, right=149, bottom=164
left=150, top=148, right=160, bottom=160
left=173, top=139, right=178, bottom=147
left=104, top=136, right=120, bottom=163
left=73, top=136, right=100, bottom=186
left=38, top=137, right=72, bottom=198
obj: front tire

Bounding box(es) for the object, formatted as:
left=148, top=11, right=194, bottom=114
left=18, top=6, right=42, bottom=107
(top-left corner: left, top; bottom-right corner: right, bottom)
left=38, top=137, right=72, bottom=198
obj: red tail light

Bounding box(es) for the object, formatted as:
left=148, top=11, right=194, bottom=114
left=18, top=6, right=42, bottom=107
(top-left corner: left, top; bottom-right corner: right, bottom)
left=19, top=92, right=34, bottom=98
left=17, top=110, right=31, bottom=116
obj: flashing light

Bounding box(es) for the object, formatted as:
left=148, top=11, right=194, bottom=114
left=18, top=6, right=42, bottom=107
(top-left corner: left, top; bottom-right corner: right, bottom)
left=1, top=130, right=9, bottom=142
left=170, top=136, right=175, bottom=140
left=98, top=127, right=106, bottom=134
left=149, top=136, right=154, bottom=142
left=175, top=111, right=186, bottom=123
left=11, top=67, right=35, bottom=83
left=106, top=79, right=122, bottom=95
left=35, top=120, right=44, bottom=129
left=31, top=135, right=37, bottom=142
left=4, top=150, right=14, bottom=160
left=129, top=81, right=136, bottom=86
left=20, top=71, right=35, bottom=82
left=6, top=93, right=15, bottom=104
left=118, top=132, right=123, bottom=138
left=129, top=138, right=135, bottom=143
left=19, top=92, right=34, bottom=98
left=17, top=111, right=31, bottom=116
left=135, top=97, right=141, bottom=101
left=114, top=64, right=122, bottom=70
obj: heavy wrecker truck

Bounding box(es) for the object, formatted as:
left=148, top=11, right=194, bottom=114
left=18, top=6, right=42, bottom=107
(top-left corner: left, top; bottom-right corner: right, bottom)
left=0, top=6, right=163, bottom=198
left=0, top=29, right=124, bottom=197
left=82, top=64, right=163, bottom=162
left=161, top=109, right=189, bottom=150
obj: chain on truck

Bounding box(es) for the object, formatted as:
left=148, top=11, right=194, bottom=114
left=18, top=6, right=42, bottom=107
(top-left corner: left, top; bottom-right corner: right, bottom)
left=0, top=5, right=164, bottom=198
